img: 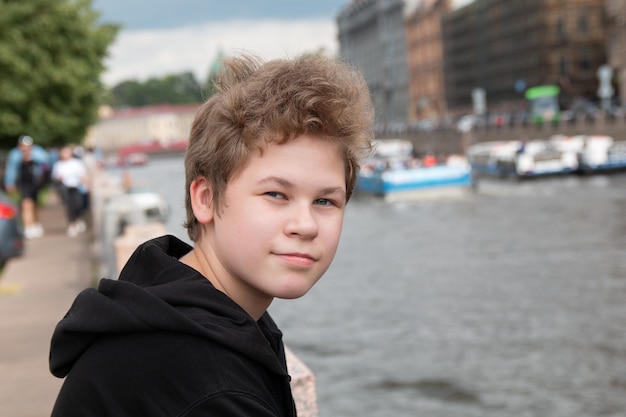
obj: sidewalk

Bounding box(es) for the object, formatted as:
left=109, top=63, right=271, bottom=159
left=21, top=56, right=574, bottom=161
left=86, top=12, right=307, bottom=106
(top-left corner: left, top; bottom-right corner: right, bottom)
left=0, top=194, right=93, bottom=417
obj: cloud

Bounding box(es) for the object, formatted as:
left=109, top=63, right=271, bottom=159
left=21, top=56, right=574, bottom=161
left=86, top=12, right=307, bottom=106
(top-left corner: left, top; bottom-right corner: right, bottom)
left=102, top=18, right=338, bottom=86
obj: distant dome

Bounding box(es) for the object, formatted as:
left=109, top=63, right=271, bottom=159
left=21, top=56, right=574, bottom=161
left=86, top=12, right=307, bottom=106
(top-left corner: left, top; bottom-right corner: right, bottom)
left=209, top=49, right=225, bottom=76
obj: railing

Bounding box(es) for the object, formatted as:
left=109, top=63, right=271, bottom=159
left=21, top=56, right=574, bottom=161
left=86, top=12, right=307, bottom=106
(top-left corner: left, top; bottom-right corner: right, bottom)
left=377, top=112, right=626, bottom=156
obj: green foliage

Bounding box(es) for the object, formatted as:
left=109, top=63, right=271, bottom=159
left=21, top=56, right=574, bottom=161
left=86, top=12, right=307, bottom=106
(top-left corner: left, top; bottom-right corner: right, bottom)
left=109, top=71, right=204, bottom=108
left=104, top=48, right=331, bottom=114
left=107, top=50, right=230, bottom=109
left=0, top=0, right=119, bottom=149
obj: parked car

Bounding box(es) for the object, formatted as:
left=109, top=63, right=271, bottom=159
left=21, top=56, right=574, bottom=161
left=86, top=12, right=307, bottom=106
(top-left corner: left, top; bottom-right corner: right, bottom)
left=0, top=190, right=24, bottom=269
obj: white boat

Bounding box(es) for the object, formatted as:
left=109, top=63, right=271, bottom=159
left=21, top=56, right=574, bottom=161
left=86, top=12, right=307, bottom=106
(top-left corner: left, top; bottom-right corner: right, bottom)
left=571, top=135, right=626, bottom=173
left=356, top=139, right=474, bottom=200
left=467, top=138, right=578, bottom=178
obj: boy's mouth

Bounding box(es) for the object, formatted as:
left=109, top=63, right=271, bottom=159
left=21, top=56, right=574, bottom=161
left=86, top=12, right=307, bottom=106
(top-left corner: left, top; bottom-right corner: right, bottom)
left=275, top=252, right=316, bottom=267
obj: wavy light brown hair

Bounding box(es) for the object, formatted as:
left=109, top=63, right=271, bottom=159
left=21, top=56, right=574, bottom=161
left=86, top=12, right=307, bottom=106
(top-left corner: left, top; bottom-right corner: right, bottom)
left=183, top=53, right=374, bottom=241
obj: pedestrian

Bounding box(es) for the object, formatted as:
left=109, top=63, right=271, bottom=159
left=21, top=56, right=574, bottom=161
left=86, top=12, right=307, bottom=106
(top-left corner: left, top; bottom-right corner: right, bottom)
left=3, top=135, right=50, bottom=239
left=49, top=53, right=374, bottom=416
left=51, top=145, right=89, bottom=237
left=75, top=146, right=102, bottom=218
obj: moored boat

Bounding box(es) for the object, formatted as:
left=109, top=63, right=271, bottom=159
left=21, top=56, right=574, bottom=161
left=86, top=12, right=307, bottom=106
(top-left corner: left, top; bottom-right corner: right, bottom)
left=573, top=135, right=626, bottom=173
left=356, top=139, right=473, bottom=200
left=467, top=138, right=578, bottom=178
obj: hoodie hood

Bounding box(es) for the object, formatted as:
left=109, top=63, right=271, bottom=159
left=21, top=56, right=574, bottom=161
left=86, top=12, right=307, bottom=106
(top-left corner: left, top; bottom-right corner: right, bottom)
left=49, top=235, right=288, bottom=378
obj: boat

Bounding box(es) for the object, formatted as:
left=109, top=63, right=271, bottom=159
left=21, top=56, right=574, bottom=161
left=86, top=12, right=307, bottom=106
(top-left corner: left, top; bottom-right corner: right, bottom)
left=102, top=152, right=150, bottom=168
left=467, top=138, right=579, bottom=178
left=465, top=140, right=520, bottom=177
left=124, top=152, right=150, bottom=166
left=573, top=135, right=626, bottom=173
left=355, top=139, right=474, bottom=200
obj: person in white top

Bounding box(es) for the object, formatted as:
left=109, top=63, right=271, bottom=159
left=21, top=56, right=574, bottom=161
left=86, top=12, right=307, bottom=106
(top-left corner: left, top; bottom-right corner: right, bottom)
left=51, top=146, right=89, bottom=237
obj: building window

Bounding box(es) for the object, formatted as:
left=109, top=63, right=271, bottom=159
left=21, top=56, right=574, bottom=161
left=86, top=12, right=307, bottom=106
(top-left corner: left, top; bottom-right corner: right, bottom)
left=556, top=17, right=565, bottom=38
left=560, top=56, right=568, bottom=76
left=579, top=49, right=590, bottom=72
left=578, top=12, right=588, bottom=33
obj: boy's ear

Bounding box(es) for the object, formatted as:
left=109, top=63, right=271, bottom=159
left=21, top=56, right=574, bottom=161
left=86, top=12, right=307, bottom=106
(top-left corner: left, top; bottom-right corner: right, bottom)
left=189, top=176, right=214, bottom=224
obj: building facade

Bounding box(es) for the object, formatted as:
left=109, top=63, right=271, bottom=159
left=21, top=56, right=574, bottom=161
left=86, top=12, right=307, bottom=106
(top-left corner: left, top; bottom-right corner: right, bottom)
left=405, top=0, right=453, bottom=124
left=84, top=104, right=199, bottom=152
left=441, top=0, right=608, bottom=115
left=606, top=0, right=626, bottom=105
left=337, top=0, right=410, bottom=129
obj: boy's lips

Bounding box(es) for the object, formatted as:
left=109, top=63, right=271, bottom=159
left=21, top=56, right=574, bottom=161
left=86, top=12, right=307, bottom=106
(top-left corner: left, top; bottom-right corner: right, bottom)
left=275, top=252, right=316, bottom=267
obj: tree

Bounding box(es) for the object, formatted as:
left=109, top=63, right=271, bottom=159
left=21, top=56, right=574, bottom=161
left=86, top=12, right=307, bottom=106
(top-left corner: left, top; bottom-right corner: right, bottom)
left=0, top=0, right=119, bottom=149
left=109, top=72, right=204, bottom=108
left=109, top=80, right=147, bottom=108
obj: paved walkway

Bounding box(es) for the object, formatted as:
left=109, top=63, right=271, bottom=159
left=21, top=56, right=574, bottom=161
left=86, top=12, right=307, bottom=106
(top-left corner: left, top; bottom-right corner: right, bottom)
left=0, top=194, right=93, bottom=417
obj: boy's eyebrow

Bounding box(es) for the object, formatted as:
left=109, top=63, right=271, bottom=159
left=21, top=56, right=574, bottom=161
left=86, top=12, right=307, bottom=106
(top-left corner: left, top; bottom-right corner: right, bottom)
left=258, top=176, right=346, bottom=197
left=258, top=176, right=292, bottom=188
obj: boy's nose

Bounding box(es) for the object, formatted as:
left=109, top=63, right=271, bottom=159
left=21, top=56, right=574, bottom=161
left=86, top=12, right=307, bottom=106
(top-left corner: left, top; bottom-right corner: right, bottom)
left=285, top=203, right=318, bottom=239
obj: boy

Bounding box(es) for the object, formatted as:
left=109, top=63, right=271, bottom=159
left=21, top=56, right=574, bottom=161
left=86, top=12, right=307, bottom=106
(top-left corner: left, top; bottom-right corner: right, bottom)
left=49, top=53, right=373, bottom=416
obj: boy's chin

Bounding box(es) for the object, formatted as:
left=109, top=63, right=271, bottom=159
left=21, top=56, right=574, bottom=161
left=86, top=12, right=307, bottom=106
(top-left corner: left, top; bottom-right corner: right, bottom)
left=277, top=292, right=308, bottom=301
left=272, top=283, right=317, bottom=300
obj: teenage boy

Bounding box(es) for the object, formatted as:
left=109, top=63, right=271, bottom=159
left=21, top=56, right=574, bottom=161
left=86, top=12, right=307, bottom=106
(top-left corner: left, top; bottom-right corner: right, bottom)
left=49, top=53, right=373, bottom=417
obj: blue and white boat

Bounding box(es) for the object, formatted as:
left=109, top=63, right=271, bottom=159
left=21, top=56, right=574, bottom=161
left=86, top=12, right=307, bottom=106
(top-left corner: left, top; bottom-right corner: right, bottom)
left=355, top=139, right=473, bottom=200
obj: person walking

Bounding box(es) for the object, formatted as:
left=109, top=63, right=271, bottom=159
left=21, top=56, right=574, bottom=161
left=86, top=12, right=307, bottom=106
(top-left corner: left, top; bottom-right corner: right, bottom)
left=3, top=135, right=50, bottom=239
left=51, top=146, right=89, bottom=237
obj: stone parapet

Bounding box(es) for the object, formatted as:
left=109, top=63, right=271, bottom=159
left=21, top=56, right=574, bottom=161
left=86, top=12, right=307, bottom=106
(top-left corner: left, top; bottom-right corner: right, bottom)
left=113, top=223, right=168, bottom=276
left=285, top=347, right=319, bottom=417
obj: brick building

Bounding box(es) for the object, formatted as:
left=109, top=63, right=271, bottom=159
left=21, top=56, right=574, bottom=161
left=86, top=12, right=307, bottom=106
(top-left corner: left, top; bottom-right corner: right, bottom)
left=405, top=0, right=453, bottom=123
left=606, top=0, right=626, bottom=105
left=441, top=0, right=608, bottom=115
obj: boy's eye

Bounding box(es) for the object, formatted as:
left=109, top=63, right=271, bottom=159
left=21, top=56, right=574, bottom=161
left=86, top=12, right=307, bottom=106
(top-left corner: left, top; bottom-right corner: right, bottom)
left=314, top=198, right=334, bottom=207
left=263, top=192, right=340, bottom=207
left=265, top=191, right=286, bottom=200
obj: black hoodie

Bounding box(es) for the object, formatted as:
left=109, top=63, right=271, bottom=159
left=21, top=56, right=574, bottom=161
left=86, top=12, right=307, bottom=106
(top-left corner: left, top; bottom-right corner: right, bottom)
left=49, top=235, right=296, bottom=417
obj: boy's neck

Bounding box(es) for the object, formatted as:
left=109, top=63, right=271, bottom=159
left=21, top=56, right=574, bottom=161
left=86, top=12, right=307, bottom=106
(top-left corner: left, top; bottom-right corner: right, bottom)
left=179, top=248, right=272, bottom=321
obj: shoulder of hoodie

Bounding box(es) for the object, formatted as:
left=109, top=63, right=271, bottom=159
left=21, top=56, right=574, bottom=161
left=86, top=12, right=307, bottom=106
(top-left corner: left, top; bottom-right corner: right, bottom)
left=61, top=330, right=287, bottom=416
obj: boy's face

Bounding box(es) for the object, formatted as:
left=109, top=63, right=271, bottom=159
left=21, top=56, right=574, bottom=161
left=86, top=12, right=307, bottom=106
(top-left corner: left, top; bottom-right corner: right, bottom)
left=198, top=134, right=346, bottom=312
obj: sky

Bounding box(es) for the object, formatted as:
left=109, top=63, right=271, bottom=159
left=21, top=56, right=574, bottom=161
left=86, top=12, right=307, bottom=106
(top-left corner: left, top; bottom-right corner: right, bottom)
left=91, top=0, right=350, bottom=86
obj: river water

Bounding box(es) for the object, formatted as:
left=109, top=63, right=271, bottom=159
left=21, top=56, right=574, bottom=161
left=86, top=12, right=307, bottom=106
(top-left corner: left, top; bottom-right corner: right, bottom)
left=124, top=156, right=626, bottom=417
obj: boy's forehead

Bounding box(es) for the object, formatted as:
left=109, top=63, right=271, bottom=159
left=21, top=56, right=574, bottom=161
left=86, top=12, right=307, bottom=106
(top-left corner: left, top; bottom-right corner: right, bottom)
left=236, top=135, right=343, bottom=170
left=221, top=134, right=346, bottom=187
left=261, top=134, right=342, bottom=156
